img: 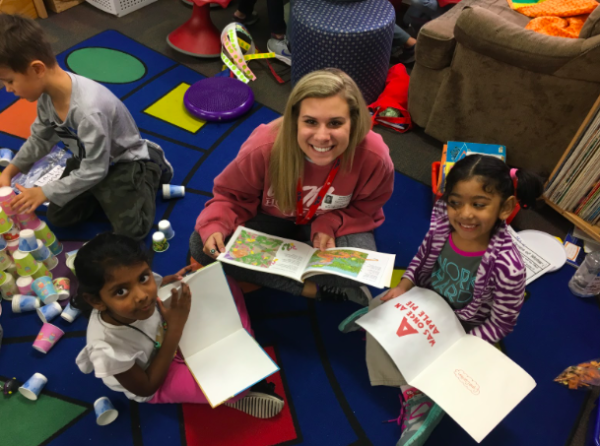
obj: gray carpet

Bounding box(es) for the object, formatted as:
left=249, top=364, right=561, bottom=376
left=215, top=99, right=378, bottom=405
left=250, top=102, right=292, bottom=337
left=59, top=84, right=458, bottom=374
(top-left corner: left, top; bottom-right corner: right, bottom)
left=35, top=3, right=590, bottom=444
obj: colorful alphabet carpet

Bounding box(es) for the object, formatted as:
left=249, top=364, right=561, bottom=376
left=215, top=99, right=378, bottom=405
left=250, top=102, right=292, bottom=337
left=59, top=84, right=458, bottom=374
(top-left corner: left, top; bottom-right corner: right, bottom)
left=0, top=30, right=599, bottom=446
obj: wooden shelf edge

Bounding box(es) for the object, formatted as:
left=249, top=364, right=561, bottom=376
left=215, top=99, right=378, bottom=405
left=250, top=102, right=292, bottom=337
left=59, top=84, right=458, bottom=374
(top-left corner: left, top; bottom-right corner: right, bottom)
left=544, top=197, right=600, bottom=243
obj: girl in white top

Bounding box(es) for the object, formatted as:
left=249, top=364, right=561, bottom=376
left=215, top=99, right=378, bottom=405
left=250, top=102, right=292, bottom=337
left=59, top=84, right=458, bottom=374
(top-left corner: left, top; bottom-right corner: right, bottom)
left=74, top=233, right=284, bottom=417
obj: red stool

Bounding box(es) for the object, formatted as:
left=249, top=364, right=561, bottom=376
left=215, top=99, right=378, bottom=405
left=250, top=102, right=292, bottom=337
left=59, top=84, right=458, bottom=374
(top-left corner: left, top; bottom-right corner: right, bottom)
left=167, top=0, right=231, bottom=58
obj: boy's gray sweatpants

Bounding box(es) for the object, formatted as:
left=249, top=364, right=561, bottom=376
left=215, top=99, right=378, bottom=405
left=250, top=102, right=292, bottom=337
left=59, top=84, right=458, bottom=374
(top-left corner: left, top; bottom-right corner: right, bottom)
left=47, top=156, right=161, bottom=241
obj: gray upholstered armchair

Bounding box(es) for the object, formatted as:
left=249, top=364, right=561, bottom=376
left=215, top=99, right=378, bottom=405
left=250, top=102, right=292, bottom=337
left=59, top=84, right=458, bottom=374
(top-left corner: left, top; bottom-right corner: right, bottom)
left=408, top=0, right=600, bottom=175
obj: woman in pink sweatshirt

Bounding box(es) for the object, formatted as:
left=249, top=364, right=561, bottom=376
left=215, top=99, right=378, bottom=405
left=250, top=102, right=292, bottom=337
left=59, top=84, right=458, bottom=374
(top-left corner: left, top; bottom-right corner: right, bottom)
left=190, top=69, right=394, bottom=305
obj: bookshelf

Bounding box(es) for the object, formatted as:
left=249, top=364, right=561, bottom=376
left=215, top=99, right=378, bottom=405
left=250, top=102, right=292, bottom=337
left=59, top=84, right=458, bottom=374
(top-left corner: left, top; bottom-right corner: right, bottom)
left=544, top=94, right=600, bottom=243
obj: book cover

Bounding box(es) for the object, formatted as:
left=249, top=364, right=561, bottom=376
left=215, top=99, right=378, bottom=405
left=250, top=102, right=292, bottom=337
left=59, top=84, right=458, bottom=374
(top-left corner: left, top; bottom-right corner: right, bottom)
left=445, top=141, right=506, bottom=163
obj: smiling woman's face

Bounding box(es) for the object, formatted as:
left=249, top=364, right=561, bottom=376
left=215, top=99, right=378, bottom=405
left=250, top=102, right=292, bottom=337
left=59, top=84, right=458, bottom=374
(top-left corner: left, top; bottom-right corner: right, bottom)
left=296, top=95, right=351, bottom=166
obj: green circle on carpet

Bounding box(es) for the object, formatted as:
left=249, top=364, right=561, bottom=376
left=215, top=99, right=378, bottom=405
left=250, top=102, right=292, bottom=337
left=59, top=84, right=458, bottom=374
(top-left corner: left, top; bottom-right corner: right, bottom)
left=66, top=48, right=146, bottom=84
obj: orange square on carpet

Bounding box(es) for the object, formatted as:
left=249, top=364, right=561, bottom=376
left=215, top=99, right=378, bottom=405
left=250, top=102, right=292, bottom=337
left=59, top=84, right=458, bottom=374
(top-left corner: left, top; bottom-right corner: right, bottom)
left=182, top=346, right=299, bottom=446
left=0, top=99, right=38, bottom=140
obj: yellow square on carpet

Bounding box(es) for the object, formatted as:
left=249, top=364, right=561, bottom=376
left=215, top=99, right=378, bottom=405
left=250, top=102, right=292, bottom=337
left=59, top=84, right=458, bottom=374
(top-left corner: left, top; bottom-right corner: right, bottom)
left=144, top=83, right=206, bottom=133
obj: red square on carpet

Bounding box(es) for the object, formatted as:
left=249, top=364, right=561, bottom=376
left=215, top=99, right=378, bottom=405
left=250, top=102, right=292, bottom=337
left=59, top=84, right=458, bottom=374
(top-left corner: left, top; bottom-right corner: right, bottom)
left=182, top=346, right=298, bottom=446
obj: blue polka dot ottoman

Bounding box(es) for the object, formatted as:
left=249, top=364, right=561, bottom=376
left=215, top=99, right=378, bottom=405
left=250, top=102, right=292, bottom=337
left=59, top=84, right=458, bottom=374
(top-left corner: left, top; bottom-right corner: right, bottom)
left=290, top=0, right=395, bottom=104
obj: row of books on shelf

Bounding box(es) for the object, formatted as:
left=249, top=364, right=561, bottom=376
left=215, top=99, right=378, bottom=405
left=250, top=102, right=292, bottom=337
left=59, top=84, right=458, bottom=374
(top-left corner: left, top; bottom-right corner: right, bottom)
left=434, top=141, right=506, bottom=195
left=545, top=106, right=600, bottom=225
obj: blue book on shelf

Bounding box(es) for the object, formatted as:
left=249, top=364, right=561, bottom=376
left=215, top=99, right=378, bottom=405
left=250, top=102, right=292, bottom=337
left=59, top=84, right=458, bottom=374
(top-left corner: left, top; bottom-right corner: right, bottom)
left=446, top=142, right=506, bottom=163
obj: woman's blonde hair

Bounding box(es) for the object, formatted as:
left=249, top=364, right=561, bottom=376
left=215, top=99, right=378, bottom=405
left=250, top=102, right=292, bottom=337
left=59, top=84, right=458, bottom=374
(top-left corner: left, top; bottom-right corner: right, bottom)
left=269, top=68, right=372, bottom=213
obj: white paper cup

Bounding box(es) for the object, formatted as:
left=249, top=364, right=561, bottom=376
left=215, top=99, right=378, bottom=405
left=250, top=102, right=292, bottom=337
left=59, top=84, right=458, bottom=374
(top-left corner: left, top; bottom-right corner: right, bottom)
left=94, top=397, right=119, bottom=426
left=19, top=373, right=47, bottom=401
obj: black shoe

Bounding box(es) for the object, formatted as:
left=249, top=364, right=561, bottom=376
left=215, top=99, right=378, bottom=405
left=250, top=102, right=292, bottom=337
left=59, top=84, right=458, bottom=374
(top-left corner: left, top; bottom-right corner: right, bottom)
left=398, top=44, right=416, bottom=65
left=232, top=11, right=259, bottom=26
left=226, top=380, right=284, bottom=419
left=317, top=285, right=372, bottom=306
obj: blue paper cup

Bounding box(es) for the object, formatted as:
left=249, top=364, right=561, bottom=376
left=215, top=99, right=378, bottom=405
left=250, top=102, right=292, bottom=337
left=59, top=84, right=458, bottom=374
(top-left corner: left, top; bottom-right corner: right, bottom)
left=61, top=301, right=81, bottom=323
left=0, top=148, right=14, bottom=167
left=94, top=397, right=119, bottom=426
left=32, top=276, right=60, bottom=304
left=36, top=301, right=62, bottom=323
left=18, top=229, right=38, bottom=252
left=11, top=294, right=41, bottom=313
left=158, top=220, right=175, bottom=240
left=31, top=239, right=52, bottom=261
left=19, top=372, right=47, bottom=401
left=0, top=235, right=6, bottom=251
left=162, top=184, right=185, bottom=199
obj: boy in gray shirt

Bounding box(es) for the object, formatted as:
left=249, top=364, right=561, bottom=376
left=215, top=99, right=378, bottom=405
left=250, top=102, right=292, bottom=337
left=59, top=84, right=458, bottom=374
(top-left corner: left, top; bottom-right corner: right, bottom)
left=0, top=15, right=173, bottom=240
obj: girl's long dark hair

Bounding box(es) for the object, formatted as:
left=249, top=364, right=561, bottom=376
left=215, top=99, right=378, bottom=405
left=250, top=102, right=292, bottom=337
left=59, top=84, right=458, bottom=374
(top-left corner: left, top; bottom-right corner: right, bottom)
left=442, top=155, right=544, bottom=209
left=71, top=233, right=149, bottom=317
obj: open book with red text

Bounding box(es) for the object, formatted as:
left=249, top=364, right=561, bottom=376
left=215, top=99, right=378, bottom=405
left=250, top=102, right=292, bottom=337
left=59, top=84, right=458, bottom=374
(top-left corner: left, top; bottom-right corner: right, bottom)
left=356, top=287, right=536, bottom=443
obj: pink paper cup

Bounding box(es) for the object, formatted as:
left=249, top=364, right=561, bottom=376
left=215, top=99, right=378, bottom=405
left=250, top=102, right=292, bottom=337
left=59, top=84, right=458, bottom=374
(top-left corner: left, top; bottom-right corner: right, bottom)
left=33, top=322, right=64, bottom=354
left=6, top=239, right=19, bottom=254
left=16, top=276, right=33, bottom=295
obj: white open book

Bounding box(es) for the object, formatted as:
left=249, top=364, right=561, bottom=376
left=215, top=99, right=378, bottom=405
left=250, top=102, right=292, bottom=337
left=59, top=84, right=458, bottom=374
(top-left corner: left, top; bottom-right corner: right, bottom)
left=158, top=263, right=279, bottom=407
left=356, top=287, right=536, bottom=443
left=217, top=226, right=396, bottom=288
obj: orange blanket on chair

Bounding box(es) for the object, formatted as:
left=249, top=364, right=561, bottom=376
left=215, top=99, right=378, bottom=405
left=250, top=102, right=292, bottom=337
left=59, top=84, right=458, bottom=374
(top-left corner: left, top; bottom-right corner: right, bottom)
left=508, top=0, right=598, bottom=38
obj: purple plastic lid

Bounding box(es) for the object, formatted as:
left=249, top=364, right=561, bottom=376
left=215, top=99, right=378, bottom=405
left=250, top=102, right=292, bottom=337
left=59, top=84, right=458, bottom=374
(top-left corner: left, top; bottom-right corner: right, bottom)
left=184, top=77, right=255, bottom=122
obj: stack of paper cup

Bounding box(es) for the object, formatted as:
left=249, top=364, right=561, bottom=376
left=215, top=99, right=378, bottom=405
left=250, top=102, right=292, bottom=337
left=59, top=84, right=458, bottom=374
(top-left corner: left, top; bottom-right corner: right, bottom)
left=0, top=272, right=18, bottom=300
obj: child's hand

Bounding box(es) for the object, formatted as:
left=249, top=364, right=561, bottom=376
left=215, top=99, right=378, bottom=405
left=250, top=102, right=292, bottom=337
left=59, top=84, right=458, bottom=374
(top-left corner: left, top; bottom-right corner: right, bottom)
left=11, top=185, right=46, bottom=213
left=157, top=282, right=191, bottom=334
left=313, top=233, right=336, bottom=251
left=161, top=265, right=197, bottom=285
left=381, top=279, right=414, bottom=302
left=204, top=232, right=225, bottom=259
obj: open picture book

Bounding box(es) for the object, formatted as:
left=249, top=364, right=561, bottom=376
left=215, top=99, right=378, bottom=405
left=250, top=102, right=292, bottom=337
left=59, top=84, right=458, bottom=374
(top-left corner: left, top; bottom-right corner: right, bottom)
left=158, top=263, right=279, bottom=407
left=217, top=226, right=396, bottom=288
left=356, top=287, right=536, bottom=443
